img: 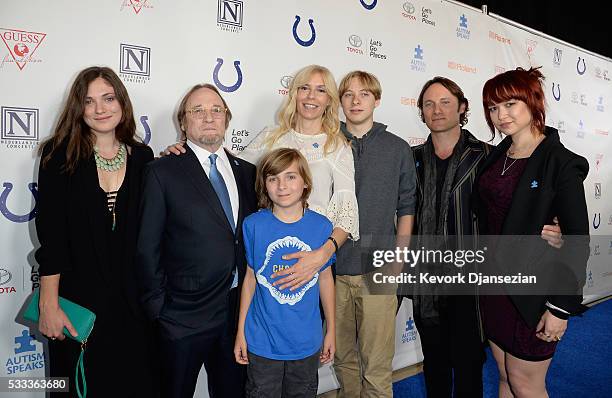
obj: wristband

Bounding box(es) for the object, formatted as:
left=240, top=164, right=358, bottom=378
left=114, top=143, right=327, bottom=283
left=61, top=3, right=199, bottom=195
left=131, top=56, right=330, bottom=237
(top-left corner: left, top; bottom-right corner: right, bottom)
left=327, top=236, right=338, bottom=253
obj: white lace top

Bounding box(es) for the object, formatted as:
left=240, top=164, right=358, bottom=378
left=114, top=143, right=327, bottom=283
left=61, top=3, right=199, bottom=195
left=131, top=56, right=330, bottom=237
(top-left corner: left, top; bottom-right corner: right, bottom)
left=237, top=127, right=359, bottom=240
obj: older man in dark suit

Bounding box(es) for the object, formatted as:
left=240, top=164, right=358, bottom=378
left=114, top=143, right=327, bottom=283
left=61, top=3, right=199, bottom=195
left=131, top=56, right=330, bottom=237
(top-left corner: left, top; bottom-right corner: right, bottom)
left=137, top=83, right=257, bottom=398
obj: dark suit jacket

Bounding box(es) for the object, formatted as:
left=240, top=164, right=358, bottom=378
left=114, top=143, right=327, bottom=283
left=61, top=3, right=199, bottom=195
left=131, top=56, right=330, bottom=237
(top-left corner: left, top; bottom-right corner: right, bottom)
left=473, top=127, right=590, bottom=328
left=137, top=144, right=257, bottom=340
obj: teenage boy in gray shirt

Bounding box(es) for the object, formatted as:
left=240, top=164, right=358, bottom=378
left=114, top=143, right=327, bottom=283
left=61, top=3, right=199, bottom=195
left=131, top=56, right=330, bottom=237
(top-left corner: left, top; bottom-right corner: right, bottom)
left=334, top=71, right=416, bottom=398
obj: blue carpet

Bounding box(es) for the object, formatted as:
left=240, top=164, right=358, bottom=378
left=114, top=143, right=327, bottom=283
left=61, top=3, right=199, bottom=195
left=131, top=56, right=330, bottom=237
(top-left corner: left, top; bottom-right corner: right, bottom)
left=393, top=298, right=612, bottom=397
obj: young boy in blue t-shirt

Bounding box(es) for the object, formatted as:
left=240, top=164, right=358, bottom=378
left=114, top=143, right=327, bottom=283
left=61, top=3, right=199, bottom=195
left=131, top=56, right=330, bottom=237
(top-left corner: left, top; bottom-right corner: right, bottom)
left=234, top=148, right=335, bottom=397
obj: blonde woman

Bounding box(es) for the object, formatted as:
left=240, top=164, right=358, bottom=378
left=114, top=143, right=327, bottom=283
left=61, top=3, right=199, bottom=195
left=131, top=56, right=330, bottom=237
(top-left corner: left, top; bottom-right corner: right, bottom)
left=167, top=65, right=359, bottom=290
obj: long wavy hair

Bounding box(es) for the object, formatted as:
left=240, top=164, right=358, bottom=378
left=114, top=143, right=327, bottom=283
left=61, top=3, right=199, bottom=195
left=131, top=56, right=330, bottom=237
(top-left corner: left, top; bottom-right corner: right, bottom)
left=40, top=66, right=141, bottom=173
left=266, top=64, right=346, bottom=154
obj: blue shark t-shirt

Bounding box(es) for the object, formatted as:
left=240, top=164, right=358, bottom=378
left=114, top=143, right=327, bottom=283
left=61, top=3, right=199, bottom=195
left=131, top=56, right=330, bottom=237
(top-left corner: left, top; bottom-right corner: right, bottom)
left=243, top=208, right=334, bottom=360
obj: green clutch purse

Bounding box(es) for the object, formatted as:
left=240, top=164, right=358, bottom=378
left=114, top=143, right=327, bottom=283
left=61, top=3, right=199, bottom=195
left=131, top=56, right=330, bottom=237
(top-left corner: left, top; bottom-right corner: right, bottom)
left=24, top=289, right=95, bottom=398
left=24, top=289, right=96, bottom=344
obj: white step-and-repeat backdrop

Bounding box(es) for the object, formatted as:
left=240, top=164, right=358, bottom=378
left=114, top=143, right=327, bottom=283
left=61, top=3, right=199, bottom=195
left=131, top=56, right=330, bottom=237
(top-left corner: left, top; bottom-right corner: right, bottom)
left=1, top=0, right=611, bottom=396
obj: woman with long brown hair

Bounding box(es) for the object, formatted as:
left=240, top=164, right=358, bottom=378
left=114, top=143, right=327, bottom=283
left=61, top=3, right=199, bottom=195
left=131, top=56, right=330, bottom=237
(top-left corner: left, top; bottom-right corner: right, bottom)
left=36, top=66, right=157, bottom=397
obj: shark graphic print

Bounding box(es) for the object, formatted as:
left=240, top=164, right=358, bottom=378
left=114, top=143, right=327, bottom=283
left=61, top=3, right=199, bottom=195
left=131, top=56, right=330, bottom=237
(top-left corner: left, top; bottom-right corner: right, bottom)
left=257, top=236, right=318, bottom=305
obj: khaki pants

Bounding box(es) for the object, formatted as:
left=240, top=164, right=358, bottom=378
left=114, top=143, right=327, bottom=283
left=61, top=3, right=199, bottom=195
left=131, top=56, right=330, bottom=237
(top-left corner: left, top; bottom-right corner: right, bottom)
left=333, top=275, right=397, bottom=398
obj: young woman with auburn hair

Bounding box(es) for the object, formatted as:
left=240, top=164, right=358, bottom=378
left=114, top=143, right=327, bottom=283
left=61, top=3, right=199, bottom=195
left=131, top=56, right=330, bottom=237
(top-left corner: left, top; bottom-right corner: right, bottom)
left=474, top=67, right=589, bottom=397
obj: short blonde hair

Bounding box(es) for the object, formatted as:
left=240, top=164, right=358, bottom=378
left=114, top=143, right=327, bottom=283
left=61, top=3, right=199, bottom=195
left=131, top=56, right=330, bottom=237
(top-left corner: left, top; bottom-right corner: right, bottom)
left=339, top=70, right=382, bottom=100
left=256, top=148, right=313, bottom=210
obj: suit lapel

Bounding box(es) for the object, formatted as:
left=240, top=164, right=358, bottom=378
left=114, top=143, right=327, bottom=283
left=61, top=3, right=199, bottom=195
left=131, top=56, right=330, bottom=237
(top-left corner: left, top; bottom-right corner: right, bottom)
left=501, top=135, right=553, bottom=234
left=226, top=149, right=246, bottom=237
left=180, top=145, right=234, bottom=233
left=451, top=132, right=488, bottom=192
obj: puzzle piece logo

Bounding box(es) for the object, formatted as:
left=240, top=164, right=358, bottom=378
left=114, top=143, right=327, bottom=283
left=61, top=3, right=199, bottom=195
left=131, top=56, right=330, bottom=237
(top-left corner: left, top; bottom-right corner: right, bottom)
left=14, top=330, right=36, bottom=354
left=402, top=316, right=417, bottom=343
left=414, top=45, right=424, bottom=60
left=405, top=317, right=415, bottom=331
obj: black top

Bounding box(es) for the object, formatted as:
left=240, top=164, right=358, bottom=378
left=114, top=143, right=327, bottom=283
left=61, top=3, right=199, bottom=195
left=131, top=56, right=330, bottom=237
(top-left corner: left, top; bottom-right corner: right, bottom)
left=35, top=141, right=157, bottom=395
left=434, top=154, right=450, bottom=227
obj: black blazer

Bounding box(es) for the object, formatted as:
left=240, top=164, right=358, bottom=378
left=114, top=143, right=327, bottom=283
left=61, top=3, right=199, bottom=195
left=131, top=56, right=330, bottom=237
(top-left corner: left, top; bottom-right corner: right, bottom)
left=36, top=142, right=154, bottom=316
left=473, top=127, right=590, bottom=328
left=137, top=144, right=256, bottom=339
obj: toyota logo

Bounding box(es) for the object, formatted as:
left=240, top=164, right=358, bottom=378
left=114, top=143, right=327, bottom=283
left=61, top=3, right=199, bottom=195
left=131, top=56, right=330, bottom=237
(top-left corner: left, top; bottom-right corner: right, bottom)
left=280, top=75, right=293, bottom=89
left=349, top=34, right=362, bottom=47
left=403, top=2, right=415, bottom=14
left=0, top=268, right=11, bottom=286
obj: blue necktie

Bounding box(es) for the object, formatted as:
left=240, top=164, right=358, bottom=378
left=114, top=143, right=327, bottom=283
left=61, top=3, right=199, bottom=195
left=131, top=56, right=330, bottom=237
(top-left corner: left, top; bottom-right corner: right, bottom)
left=209, top=154, right=238, bottom=288
left=209, top=154, right=235, bottom=231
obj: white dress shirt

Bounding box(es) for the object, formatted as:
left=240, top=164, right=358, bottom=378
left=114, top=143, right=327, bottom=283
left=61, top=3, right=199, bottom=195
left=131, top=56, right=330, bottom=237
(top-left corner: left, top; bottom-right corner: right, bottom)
left=188, top=140, right=239, bottom=227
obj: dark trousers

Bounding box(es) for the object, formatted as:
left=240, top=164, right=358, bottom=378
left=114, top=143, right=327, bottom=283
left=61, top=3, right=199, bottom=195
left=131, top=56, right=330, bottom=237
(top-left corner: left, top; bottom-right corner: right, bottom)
left=413, top=296, right=485, bottom=398
left=245, top=351, right=320, bottom=398
left=157, top=289, right=245, bottom=398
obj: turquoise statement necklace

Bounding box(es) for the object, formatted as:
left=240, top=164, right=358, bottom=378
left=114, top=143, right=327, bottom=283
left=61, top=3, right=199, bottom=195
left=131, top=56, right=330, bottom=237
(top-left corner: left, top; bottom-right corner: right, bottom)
left=94, top=143, right=126, bottom=172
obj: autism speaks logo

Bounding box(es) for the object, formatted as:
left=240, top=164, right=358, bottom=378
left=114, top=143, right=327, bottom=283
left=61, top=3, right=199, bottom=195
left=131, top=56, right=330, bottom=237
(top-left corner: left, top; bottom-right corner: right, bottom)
left=456, top=14, right=470, bottom=39
left=0, top=28, right=46, bottom=71
left=257, top=236, right=317, bottom=305
left=401, top=317, right=417, bottom=343
left=410, top=44, right=426, bottom=72
left=5, top=330, right=45, bottom=374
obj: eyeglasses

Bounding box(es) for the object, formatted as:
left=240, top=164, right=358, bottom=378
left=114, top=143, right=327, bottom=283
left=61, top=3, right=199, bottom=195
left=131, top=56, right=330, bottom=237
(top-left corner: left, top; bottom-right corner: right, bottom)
left=186, top=106, right=226, bottom=119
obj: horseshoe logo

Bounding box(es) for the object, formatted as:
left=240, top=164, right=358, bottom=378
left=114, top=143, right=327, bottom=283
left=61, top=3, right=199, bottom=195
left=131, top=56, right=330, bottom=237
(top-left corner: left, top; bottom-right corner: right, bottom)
left=0, top=182, right=38, bottom=223
left=213, top=58, right=243, bottom=92
left=140, top=116, right=151, bottom=145
left=292, top=16, right=316, bottom=47
left=593, top=213, right=601, bottom=229
left=551, top=83, right=561, bottom=101
left=576, top=57, right=586, bottom=75
left=360, top=0, right=377, bottom=10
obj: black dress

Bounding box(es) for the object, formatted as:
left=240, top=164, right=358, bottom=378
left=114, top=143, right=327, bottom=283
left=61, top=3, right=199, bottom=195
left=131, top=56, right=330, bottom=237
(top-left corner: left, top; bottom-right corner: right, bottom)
left=477, top=154, right=559, bottom=360
left=36, top=143, right=158, bottom=397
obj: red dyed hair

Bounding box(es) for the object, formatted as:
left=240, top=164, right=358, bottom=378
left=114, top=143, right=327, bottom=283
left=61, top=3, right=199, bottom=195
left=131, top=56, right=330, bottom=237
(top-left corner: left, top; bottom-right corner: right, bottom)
left=482, top=67, right=546, bottom=139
